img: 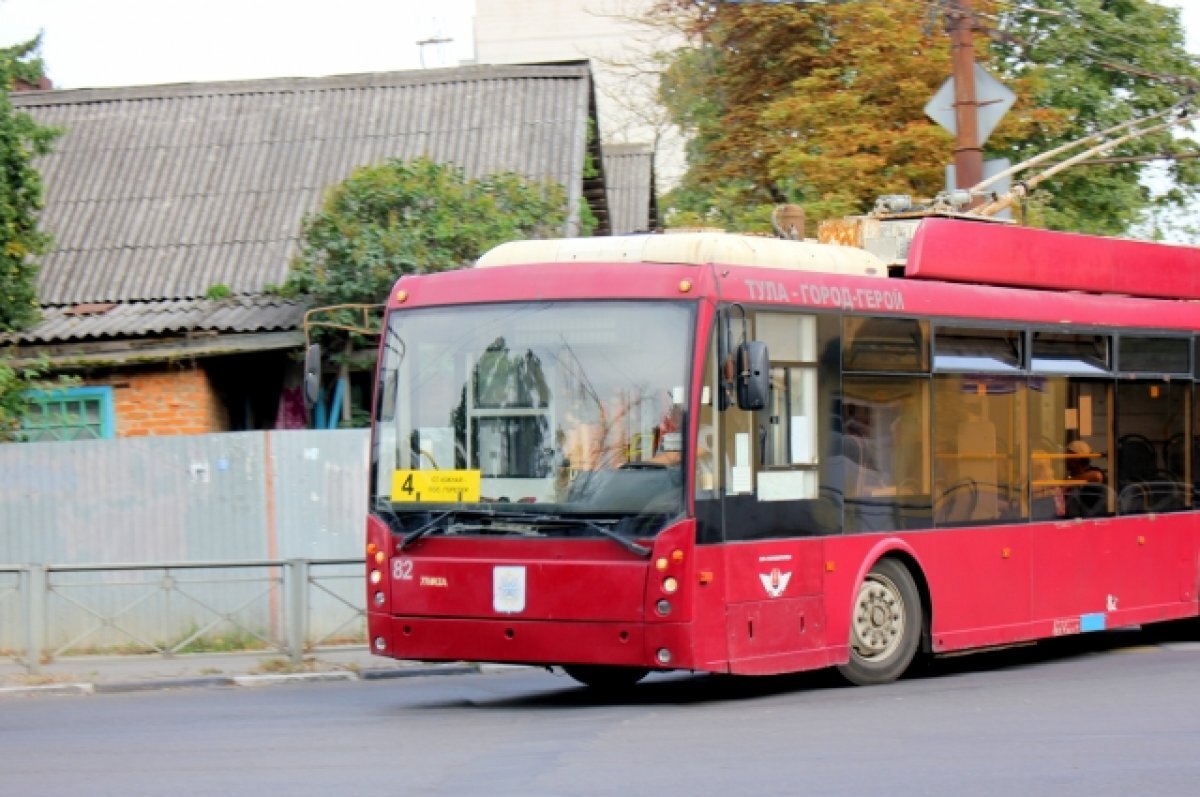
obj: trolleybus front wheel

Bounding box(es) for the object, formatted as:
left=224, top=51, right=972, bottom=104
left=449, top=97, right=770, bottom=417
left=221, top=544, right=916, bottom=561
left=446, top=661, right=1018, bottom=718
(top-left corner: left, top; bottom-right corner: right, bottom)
left=837, top=558, right=922, bottom=686
left=562, top=665, right=649, bottom=691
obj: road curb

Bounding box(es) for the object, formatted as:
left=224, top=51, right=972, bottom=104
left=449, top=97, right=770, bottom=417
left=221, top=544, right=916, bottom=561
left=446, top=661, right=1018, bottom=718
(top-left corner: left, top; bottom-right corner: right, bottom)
left=233, top=671, right=357, bottom=687
left=0, top=682, right=94, bottom=697
left=360, top=664, right=480, bottom=680
left=95, top=676, right=236, bottom=694
left=0, top=661, right=490, bottom=697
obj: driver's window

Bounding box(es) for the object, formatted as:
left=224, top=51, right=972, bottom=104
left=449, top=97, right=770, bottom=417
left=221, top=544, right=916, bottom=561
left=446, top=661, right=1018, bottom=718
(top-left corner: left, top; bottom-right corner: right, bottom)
left=755, top=313, right=819, bottom=499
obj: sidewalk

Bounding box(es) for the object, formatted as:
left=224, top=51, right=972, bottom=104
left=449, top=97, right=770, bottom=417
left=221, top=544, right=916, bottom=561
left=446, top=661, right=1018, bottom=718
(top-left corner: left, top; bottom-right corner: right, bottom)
left=0, top=647, right=483, bottom=697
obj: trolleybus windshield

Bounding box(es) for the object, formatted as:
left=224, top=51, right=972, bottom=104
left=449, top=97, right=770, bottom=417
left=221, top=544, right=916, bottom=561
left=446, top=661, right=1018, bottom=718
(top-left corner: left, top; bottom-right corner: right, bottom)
left=371, top=300, right=695, bottom=545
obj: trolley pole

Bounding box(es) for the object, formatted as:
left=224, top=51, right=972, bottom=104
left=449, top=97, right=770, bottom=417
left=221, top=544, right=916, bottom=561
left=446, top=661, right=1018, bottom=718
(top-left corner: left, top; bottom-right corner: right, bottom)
left=950, top=0, right=983, bottom=192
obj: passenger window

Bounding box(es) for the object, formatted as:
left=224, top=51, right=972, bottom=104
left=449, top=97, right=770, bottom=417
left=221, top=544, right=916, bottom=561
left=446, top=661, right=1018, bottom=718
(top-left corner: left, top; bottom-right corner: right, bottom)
left=1119, top=336, right=1190, bottom=376
left=933, top=373, right=1028, bottom=524
left=842, top=375, right=932, bottom=531
left=1031, top=331, right=1110, bottom=375
left=843, top=317, right=930, bottom=373
left=934, top=326, right=1023, bottom=373
left=1116, top=380, right=1189, bottom=514
left=1029, top=378, right=1113, bottom=519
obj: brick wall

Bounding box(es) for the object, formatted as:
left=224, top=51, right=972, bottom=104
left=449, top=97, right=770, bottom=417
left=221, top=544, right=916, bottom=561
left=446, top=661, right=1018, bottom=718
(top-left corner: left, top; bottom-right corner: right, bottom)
left=107, top=364, right=230, bottom=437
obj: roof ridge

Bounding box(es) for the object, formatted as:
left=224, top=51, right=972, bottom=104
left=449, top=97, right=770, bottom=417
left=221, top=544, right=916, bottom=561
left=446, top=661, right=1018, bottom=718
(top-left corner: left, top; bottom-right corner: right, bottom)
left=13, top=62, right=592, bottom=106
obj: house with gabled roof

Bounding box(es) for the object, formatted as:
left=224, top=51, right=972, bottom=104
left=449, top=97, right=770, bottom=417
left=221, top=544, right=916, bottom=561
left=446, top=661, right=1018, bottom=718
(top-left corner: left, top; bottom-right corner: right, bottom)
left=602, top=143, right=658, bottom=234
left=2, top=62, right=639, bottom=440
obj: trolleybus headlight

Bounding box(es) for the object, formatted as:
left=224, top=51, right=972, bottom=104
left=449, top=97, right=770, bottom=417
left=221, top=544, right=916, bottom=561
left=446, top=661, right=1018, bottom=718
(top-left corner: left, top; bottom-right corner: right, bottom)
left=374, top=636, right=387, bottom=651
left=662, top=576, right=678, bottom=594
left=656, top=599, right=671, bottom=616
left=374, top=551, right=385, bottom=565
left=370, top=569, right=382, bottom=585
left=373, top=591, right=385, bottom=606
left=656, top=648, right=672, bottom=665
left=655, top=557, right=669, bottom=572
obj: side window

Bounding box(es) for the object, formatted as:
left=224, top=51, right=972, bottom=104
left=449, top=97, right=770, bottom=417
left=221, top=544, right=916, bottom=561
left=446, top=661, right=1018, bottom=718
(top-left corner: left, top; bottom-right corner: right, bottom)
left=694, top=325, right=723, bottom=545
left=932, top=325, right=1027, bottom=525
left=1115, top=336, right=1190, bottom=515
left=1115, top=381, right=1187, bottom=514
left=842, top=376, right=932, bottom=531
left=1029, top=378, right=1113, bottom=519
left=1115, top=381, right=1188, bottom=515
left=755, top=313, right=818, bottom=499
left=695, top=329, right=719, bottom=500
left=842, top=316, right=933, bottom=532
left=719, top=310, right=842, bottom=540
left=1029, top=331, right=1114, bottom=520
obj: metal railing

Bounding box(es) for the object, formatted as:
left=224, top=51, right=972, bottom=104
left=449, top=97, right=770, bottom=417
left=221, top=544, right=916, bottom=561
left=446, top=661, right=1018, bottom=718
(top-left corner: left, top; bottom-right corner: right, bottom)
left=0, top=559, right=365, bottom=674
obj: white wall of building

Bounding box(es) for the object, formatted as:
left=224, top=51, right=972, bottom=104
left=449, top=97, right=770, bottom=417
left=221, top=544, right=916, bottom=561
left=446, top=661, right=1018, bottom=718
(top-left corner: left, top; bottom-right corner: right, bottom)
left=473, top=0, right=687, bottom=191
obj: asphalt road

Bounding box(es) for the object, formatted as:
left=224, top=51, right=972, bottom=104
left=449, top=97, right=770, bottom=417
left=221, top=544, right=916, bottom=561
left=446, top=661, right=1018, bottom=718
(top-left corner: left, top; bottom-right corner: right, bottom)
left=2, top=626, right=1198, bottom=797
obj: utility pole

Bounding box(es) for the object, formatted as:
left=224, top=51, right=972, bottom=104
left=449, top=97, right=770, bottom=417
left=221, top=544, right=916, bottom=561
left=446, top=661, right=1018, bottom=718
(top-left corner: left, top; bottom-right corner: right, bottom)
left=950, top=0, right=983, bottom=191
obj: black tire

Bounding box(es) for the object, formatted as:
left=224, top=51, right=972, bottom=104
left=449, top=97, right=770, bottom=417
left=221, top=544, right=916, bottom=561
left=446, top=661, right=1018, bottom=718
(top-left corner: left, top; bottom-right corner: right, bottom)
left=837, top=558, right=923, bottom=686
left=561, top=665, right=649, bottom=691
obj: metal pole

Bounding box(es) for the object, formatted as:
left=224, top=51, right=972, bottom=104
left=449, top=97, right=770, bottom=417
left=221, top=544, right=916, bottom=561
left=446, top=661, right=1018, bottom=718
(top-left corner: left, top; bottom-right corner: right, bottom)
left=23, top=565, right=46, bottom=675
left=950, top=0, right=983, bottom=192
left=285, top=559, right=310, bottom=665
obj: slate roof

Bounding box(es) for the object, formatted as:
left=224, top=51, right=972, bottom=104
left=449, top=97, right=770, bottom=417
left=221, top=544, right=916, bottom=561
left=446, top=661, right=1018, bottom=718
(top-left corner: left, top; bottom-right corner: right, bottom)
left=7, top=63, right=605, bottom=347
left=29, top=297, right=305, bottom=341
left=602, top=143, right=658, bottom=235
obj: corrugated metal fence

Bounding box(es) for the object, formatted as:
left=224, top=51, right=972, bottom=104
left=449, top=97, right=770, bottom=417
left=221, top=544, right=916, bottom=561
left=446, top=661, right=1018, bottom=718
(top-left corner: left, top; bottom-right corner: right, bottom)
left=0, top=430, right=369, bottom=657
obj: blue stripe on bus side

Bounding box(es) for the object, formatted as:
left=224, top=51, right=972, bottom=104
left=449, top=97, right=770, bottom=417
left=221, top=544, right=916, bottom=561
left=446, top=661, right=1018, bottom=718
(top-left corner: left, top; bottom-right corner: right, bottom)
left=1080, top=613, right=1107, bottom=632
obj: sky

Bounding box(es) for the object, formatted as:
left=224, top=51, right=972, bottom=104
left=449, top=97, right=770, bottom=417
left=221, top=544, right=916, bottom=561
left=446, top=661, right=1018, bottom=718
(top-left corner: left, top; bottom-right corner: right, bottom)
left=1, top=1, right=1194, bottom=90
left=0, top=0, right=477, bottom=87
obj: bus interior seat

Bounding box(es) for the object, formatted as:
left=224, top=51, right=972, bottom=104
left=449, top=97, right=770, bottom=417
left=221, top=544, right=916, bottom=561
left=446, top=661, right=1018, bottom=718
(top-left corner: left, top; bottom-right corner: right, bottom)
left=935, top=478, right=978, bottom=523
left=1070, top=483, right=1113, bottom=517
left=1118, top=434, right=1158, bottom=485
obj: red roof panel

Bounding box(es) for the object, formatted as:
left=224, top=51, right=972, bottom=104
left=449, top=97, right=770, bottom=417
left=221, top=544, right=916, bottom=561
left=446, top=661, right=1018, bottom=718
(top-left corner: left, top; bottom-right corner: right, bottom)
left=905, top=217, right=1200, bottom=300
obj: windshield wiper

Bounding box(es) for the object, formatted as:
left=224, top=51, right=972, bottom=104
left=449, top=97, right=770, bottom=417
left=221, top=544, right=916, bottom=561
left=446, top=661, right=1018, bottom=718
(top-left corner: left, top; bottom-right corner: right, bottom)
left=397, top=509, right=650, bottom=557
left=396, top=507, right=509, bottom=549
left=398, top=511, right=454, bottom=550
left=574, top=519, right=651, bottom=558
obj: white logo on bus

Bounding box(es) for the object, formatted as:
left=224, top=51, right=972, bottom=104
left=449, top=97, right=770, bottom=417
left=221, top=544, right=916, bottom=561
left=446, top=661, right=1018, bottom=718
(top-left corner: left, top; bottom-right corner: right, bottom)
left=493, top=566, right=526, bottom=614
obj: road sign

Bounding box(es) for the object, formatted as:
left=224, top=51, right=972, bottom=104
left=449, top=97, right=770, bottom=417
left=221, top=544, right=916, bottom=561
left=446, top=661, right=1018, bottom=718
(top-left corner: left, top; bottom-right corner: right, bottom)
left=924, top=64, right=1016, bottom=145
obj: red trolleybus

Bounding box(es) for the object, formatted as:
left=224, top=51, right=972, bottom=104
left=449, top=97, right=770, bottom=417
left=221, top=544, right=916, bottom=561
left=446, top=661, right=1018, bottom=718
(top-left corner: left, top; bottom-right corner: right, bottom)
left=361, top=217, right=1200, bottom=688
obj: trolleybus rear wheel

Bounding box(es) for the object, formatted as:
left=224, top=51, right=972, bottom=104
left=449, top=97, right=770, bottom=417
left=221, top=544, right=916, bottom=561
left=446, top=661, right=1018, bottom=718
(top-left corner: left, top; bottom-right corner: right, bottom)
left=562, top=665, right=649, bottom=691
left=837, top=558, right=922, bottom=686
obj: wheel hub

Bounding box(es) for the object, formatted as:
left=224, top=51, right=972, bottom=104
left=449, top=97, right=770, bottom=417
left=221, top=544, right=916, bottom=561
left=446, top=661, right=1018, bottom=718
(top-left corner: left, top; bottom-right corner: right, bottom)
left=851, top=574, right=906, bottom=660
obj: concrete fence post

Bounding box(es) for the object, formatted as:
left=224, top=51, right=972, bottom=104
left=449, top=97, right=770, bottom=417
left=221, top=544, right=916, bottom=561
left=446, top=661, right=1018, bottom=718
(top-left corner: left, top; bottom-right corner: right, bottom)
left=23, top=565, right=47, bottom=675
left=285, top=559, right=310, bottom=665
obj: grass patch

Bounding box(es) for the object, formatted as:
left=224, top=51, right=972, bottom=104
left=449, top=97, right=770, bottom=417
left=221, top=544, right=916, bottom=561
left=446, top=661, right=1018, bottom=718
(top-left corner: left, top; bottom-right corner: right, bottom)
left=255, top=656, right=318, bottom=674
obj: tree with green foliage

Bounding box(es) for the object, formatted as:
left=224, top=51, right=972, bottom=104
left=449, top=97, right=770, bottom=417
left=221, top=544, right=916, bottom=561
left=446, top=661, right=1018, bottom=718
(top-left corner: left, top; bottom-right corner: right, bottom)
left=283, top=156, right=573, bottom=311
left=0, top=37, right=57, bottom=332
left=0, top=37, right=60, bottom=441
left=281, top=156, right=575, bottom=427
left=0, top=357, right=46, bottom=440
left=653, top=0, right=1200, bottom=237
left=990, top=0, right=1200, bottom=235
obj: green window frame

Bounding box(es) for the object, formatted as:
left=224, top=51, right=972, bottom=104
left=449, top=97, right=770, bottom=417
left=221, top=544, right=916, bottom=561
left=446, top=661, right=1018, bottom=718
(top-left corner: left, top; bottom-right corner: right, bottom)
left=21, top=386, right=115, bottom=441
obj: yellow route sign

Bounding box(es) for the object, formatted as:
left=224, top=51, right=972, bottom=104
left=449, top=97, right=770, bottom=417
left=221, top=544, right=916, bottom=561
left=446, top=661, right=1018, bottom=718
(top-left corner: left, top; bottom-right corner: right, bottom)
left=391, top=470, right=481, bottom=503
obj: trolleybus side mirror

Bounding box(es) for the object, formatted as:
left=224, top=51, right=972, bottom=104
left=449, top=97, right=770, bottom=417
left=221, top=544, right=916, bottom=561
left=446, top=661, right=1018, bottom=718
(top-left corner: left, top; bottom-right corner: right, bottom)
left=303, top=343, right=322, bottom=411
left=736, top=341, right=770, bottom=411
